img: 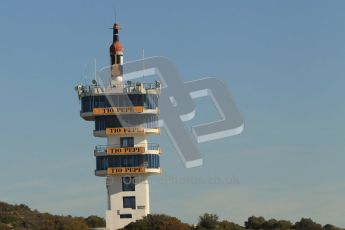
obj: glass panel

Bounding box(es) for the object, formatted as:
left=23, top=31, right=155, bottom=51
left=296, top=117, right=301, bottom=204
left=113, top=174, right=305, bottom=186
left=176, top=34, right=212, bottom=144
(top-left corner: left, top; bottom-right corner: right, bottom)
left=120, top=137, right=134, bottom=147
left=97, top=154, right=160, bottom=169
left=123, top=196, right=136, bottom=209
left=122, top=176, right=135, bottom=191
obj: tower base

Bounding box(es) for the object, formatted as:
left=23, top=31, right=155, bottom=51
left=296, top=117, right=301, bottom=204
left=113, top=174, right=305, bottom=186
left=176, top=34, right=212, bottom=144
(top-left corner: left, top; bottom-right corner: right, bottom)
left=105, top=175, right=150, bottom=230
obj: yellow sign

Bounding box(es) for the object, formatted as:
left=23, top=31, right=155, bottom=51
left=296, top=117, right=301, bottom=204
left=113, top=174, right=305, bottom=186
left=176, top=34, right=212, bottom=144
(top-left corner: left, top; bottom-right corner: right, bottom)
left=107, top=167, right=146, bottom=174
left=106, top=128, right=145, bottom=135
left=106, top=147, right=145, bottom=154
left=93, top=106, right=144, bottom=115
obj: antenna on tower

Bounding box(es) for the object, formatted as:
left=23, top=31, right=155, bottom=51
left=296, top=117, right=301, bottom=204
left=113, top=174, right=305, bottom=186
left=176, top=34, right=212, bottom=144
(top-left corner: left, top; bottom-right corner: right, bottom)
left=114, top=8, right=117, bottom=23
left=94, top=58, right=97, bottom=82
left=142, top=48, right=145, bottom=78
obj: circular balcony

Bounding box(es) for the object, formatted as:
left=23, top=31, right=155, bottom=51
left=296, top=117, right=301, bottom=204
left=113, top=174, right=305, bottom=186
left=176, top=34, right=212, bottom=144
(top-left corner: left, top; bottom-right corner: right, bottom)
left=78, top=93, right=160, bottom=121
left=94, top=127, right=160, bottom=137
left=94, top=143, right=161, bottom=156
left=94, top=153, right=161, bottom=176
left=81, top=107, right=160, bottom=121
left=95, top=167, right=161, bottom=176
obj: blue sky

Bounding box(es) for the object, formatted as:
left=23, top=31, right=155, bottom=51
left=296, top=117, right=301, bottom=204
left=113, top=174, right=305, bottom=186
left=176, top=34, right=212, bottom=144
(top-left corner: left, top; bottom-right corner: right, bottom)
left=1, top=0, right=345, bottom=227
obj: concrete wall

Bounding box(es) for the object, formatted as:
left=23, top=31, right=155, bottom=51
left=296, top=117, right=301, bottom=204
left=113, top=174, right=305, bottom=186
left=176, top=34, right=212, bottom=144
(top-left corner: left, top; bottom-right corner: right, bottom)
left=106, top=175, right=149, bottom=230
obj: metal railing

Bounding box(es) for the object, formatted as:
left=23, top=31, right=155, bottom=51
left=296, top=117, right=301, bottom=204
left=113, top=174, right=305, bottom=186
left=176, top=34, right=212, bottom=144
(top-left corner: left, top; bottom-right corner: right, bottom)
left=76, top=81, right=161, bottom=97
left=95, top=120, right=159, bottom=131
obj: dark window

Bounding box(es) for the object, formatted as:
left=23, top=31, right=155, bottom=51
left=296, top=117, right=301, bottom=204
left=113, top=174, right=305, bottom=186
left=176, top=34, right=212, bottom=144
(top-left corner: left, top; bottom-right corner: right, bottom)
left=123, top=196, right=136, bottom=209
left=120, top=137, right=134, bottom=147
left=81, top=94, right=159, bottom=113
left=96, top=154, right=160, bottom=170
left=120, top=214, right=132, bottom=219
left=122, top=176, right=135, bottom=191
left=116, top=55, right=122, bottom=64
left=96, top=156, right=108, bottom=170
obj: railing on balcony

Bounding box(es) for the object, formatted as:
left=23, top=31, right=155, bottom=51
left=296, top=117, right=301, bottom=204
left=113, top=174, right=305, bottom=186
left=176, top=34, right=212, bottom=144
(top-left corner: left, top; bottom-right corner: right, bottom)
left=76, top=81, right=161, bottom=97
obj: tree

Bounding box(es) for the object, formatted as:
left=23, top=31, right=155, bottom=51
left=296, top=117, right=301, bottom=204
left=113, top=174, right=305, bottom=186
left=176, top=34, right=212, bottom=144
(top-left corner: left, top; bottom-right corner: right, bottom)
left=196, top=213, right=220, bottom=230
left=84, top=215, right=106, bottom=228
left=121, top=214, right=192, bottom=230
left=323, top=224, right=341, bottom=230
left=274, top=220, right=293, bottom=230
left=218, top=220, right=245, bottom=230
left=261, top=218, right=293, bottom=230
left=245, top=216, right=266, bottom=229
left=294, top=218, right=322, bottom=230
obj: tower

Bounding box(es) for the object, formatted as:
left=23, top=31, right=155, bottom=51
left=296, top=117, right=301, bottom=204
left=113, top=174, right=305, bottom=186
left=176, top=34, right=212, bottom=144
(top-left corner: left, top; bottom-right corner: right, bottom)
left=75, top=23, right=161, bottom=230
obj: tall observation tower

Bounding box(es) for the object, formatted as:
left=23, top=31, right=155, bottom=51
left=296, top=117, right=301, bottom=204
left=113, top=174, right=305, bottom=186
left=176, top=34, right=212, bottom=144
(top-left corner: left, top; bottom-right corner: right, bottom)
left=75, top=23, right=161, bottom=230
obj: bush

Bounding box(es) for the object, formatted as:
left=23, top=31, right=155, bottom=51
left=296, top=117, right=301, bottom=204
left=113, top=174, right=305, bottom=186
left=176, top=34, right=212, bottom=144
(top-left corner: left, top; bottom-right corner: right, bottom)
left=294, top=218, right=322, bottom=230
left=121, top=214, right=192, bottom=230
left=196, top=213, right=220, bottom=230
left=85, top=215, right=106, bottom=228
left=245, top=216, right=266, bottom=229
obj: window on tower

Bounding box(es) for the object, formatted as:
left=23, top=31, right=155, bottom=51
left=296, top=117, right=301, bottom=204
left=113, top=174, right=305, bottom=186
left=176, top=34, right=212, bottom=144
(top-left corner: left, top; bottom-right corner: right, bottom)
left=95, top=115, right=159, bottom=131
left=120, top=214, right=132, bottom=219
left=96, top=154, right=160, bottom=170
left=120, top=137, right=134, bottom=147
left=122, top=176, right=135, bottom=191
left=116, top=54, right=122, bottom=64
left=123, top=196, right=136, bottom=209
left=80, top=94, right=159, bottom=113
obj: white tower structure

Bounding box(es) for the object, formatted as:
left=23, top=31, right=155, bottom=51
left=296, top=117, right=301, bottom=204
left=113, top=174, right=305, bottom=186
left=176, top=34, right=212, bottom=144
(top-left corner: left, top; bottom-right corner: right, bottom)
left=75, top=23, right=161, bottom=230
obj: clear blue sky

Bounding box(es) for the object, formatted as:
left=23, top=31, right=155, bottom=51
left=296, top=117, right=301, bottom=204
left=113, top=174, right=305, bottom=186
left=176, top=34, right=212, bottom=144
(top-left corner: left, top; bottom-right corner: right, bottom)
left=1, top=0, right=345, bottom=227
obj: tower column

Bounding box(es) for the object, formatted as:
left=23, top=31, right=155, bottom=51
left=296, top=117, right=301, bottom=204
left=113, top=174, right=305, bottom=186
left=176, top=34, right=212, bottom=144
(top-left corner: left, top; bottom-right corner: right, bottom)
left=76, top=22, right=161, bottom=230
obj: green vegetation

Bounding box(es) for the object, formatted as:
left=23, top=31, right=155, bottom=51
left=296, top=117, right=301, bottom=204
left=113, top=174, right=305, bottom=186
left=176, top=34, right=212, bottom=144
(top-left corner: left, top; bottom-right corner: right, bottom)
left=1, top=201, right=344, bottom=230
left=121, top=214, right=193, bottom=230
left=0, top=201, right=105, bottom=230
left=122, top=214, right=344, bottom=230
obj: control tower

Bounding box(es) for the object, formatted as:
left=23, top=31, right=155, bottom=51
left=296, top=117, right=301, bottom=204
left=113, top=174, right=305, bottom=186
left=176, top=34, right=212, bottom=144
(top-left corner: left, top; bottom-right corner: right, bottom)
left=75, top=23, right=161, bottom=230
